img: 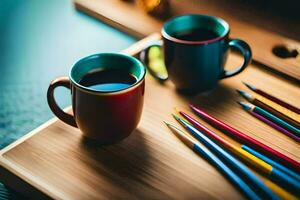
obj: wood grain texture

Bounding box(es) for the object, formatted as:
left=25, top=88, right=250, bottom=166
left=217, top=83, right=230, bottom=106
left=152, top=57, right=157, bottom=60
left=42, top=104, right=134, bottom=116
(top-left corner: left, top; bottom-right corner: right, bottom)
left=0, top=34, right=299, bottom=200
left=74, top=0, right=300, bottom=80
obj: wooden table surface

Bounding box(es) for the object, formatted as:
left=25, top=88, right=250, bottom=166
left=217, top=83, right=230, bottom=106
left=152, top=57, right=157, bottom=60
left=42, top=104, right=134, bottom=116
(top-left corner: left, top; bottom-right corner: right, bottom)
left=0, top=34, right=299, bottom=199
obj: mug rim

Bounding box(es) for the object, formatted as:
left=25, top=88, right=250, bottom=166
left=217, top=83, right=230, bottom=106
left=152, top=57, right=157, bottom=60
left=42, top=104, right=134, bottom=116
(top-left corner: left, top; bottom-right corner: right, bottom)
left=69, top=53, right=146, bottom=95
left=162, top=14, right=230, bottom=45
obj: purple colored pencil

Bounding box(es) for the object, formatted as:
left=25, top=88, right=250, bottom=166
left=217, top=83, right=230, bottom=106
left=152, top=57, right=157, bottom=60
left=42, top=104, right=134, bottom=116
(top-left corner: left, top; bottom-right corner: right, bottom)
left=251, top=111, right=300, bottom=142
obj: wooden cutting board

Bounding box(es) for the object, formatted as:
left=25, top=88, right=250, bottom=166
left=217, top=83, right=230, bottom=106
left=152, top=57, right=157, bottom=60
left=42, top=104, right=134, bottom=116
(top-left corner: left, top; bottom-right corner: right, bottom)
left=74, top=0, right=300, bottom=81
left=0, top=34, right=299, bottom=199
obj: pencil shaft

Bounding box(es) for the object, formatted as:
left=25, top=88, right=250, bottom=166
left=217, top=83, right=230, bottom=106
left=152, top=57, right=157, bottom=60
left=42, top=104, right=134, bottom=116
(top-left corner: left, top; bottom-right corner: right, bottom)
left=253, top=94, right=300, bottom=124
left=190, top=104, right=300, bottom=173
left=175, top=117, right=279, bottom=200
left=165, top=123, right=260, bottom=200
left=192, top=144, right=261, bottom=200
left=180, top=112, right=300, bottom=195
left=250, top=111, right=300, bottom=142
left=254, top=106, right=300, bottom=137
left=255, top=89, right=300, bottom=114
left=237, top=90, right=300, bottom=127
left=269, top=168, right=300, bottom=195
left=253, top=99, right=300, bottom=129
left=243, top=82, right=300, bottom=114
left=180, top=111, right=272, bottom=174
left=263, top=179, right=298, bottom=200
left=242, top=145, right=300, bottom=182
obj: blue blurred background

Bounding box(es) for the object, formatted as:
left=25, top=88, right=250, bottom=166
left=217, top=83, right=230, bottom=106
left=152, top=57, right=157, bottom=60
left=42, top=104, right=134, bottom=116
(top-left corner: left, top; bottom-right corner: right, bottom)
left=0, top=0, right=135, bottom=198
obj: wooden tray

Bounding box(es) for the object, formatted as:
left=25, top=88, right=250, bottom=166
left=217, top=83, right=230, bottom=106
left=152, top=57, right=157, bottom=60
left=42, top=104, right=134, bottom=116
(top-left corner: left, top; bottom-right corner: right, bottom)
left=74, top=0, right=300, bottom=80
left=0, top=34, right=299, bottom=199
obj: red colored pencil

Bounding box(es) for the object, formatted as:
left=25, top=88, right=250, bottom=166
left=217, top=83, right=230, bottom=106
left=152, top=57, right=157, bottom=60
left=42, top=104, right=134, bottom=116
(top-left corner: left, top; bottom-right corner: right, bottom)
left=243, top=82, right=300, bottom=114
left=190, top=104, right=300, bottom=173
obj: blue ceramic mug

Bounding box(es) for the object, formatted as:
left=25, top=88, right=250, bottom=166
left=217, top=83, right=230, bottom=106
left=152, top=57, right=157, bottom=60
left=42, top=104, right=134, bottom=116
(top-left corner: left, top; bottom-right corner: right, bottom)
left=141, top=14, right=252, bottom=93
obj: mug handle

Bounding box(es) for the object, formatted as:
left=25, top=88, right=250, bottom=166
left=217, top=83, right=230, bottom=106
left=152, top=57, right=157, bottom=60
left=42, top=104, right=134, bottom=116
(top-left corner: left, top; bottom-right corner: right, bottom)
left=47, top=76, right=77, bottom=127
left=220, top=39, right=252, bottom=79
left=140, top=41, right=168, bottom=82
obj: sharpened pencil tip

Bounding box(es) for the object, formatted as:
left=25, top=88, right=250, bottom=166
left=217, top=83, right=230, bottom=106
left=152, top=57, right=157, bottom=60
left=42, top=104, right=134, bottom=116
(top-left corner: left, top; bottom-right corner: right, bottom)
left=172, top=113, right=180, bottom=120
left=189, top=104, right=195, bottom=109
left=173, top=107, right=181, bottom=116
left=236, top=90, right=252, bottom=100
left=164, top=121, right=179, bottom=131
left=242, top=82, right=256, bottom=91
left=237, top=101, right=252, bottom=111
left=236, top=89, right=246, bottom=95
left=173, top=113, right=189, bottom=126
left=163, top=121, right=172, bottom=128
left=172, top=113, right=192, bottom=126
left=164, top=122, right=196, bottom=148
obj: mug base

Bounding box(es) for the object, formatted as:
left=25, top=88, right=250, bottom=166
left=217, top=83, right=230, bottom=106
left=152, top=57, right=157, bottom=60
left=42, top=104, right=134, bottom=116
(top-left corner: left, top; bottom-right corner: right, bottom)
left=81, top=132, right=131, bottom=146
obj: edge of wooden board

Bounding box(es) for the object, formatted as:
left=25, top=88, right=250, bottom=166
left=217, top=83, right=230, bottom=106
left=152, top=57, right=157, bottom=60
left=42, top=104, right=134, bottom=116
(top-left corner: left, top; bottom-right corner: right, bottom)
left=0, top=33, right=160, bottom=157
left=0, top=34, right=161, bottom=199
left=0, top=107, right=70, bottom=156
left=74, top=1, right=147, bottom=39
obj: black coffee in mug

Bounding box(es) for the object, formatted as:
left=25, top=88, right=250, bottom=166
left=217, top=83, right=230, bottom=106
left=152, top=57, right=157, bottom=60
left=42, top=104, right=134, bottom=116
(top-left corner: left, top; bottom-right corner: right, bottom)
left=47, top=53, right=146, bottom=144
left=174, top=28, right=219, bottom=41
left=79, top=69, right=137, bottom=91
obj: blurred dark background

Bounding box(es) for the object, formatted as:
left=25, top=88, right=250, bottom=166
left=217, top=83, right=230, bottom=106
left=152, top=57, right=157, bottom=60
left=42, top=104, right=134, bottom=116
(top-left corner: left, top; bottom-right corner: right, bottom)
left=220, top=0, right=300, bottom=40
left=168, top=0, right=300, bottom=41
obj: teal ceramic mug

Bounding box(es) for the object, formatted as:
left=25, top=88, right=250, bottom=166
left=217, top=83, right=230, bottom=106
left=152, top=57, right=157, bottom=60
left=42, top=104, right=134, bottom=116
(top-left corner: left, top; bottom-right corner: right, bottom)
left=47, top=53, right=146, bottom=144
left=141, top=14, right=252, bottom=93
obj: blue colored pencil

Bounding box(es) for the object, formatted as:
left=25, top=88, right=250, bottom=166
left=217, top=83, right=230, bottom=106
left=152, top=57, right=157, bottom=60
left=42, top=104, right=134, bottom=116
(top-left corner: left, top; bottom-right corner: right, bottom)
left=238, top=102, right=300, bottom=137
left=179, top=111, right=300, bottom=195
left=243, top=145, right=300, bottom=182
left=173, top=115, right=279, bottom=200
left=164, top=122, right=261, bottom=200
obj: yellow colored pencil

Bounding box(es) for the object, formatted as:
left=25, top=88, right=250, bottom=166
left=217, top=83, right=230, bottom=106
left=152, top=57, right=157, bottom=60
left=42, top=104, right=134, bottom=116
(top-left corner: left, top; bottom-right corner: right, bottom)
left=166, top=119, right=298, bottom=200
left=164, top=122, right=261, bottom=200
left=263, top=179, right=298, bottom=200
left=177, top=111, right=300, bottom=196
left=175, top=112, right=272, bottom=173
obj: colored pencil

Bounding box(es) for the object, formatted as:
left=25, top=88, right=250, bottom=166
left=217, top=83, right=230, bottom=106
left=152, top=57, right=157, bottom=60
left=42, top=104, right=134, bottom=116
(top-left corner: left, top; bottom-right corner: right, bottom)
left=239, top=102, right=300, bottom=137
left=189, top=104, right=300, bottom=173
left=179, top=111, right=300, bottom=181
left=178, top=111, right=300, bottom=195
left=242, top=146, right=300, bottom=182
left=246, top=107, right=300, bottom=142
left=263, top=179, right=298, bottom=200
left=243, top=82, right=300, bottom=114
left=164, top=122, right=261, bottom=200
left=172, top=115, right=279, bottom=200
left=237, top=90, right=300, bottom=128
